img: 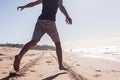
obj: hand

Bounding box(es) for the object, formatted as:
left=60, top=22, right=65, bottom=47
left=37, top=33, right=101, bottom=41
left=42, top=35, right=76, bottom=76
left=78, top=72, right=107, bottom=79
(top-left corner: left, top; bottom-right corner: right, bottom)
left=66, top=16, right=72, bottom=24
left=17, top=6, right=25, bottom=11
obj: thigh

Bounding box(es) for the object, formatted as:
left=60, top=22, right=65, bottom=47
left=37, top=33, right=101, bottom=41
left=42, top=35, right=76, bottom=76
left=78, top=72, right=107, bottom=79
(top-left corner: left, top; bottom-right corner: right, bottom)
left=45, top=21, right=60, bottom=43
left=31, top=21, right=45, bottom=41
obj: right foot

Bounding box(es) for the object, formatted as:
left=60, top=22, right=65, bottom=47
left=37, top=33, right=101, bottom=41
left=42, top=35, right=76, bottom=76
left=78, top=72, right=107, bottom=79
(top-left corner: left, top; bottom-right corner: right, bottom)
left=59, top=66, right=68, bottom=70
left=13, top=55, right=20, bottom=72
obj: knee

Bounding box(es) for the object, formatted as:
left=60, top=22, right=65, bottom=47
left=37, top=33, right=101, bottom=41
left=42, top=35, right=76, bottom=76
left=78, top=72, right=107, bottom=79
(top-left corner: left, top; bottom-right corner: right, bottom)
left=30, top=39, right=39, bottom=46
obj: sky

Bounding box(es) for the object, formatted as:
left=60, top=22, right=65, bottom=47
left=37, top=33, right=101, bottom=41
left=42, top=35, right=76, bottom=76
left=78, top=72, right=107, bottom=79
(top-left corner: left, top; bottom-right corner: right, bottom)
left=0, top=0, right=120, bottom=50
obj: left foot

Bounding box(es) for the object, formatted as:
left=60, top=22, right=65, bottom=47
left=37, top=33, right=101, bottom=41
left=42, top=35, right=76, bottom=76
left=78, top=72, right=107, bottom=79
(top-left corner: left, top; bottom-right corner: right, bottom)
left=13, top=55, right=21, bottom=72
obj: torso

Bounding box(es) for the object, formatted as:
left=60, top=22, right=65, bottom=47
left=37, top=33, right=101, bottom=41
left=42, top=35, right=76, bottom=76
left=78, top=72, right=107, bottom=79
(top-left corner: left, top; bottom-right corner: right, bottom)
left=39, top=0, right=58, bottom=21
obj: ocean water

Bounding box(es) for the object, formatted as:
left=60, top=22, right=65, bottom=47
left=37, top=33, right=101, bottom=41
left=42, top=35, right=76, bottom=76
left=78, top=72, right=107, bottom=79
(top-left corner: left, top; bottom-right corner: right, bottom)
left=66, top=46, right=120, bottom=61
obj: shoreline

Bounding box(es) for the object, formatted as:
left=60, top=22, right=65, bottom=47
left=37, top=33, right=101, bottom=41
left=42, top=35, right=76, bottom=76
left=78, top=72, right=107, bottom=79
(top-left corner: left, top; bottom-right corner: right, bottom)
left=75, top=54, right=120, bottom=62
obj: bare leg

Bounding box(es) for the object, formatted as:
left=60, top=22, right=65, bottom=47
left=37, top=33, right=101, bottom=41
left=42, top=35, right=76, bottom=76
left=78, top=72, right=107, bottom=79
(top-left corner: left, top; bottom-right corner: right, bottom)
left=14, top=40, right=39, bottom=71
left=18, top=40, right=39, bottom=59
left=55, top=42, right=67, bottom=70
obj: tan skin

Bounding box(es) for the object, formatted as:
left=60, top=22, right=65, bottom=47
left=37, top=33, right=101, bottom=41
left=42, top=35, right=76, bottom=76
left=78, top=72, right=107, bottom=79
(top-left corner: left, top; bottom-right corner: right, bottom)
left=14, top=0, right=72, bottom=71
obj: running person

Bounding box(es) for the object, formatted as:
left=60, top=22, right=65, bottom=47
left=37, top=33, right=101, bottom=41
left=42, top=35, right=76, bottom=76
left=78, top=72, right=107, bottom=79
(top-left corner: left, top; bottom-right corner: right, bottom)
left=14, top=0, right=72, bottom=72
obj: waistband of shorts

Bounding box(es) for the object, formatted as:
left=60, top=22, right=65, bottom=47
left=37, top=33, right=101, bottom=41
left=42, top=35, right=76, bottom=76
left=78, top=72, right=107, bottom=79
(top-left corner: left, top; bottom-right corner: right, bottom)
left=38, top=20, right=54, bottom=23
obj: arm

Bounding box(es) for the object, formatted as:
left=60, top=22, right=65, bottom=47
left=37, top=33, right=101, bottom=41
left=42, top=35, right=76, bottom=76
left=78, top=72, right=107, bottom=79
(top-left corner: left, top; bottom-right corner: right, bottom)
left=58, top=0, right=72, bottom=24
left=17, top=0, right=42, bottom=11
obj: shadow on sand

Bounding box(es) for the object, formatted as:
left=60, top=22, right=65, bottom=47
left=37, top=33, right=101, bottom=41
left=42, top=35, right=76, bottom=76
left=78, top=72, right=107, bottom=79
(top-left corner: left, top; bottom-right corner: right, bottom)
left=42, top=72, right=67, bottom=80
left=0, top=72, right=21, bottom=80
left=1, top=72, right=67, bottom=80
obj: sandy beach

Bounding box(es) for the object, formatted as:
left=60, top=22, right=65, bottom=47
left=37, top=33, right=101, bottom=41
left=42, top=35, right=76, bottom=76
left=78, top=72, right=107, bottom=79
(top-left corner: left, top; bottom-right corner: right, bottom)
left=0, top=47, right=120, bottom=80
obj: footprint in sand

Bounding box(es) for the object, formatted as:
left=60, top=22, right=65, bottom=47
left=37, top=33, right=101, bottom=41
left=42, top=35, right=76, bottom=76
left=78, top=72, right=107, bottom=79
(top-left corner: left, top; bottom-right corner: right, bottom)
left=93, top=74, right=102, bottom=77
left=46, top=60, right=52, bottom=63
left=76, top=64, right=80, bottom=66
left=112, top=70, right=120, bottom=73
left=30, top=70, right=36, bottom=72
left=0, top=58, right=3, bottom=61
left=29, top=59, right=33, bottom=61
left=95, top=70, right=101, bottom=72
left=9, top=57, right=13, bottom=60
left=46, top=61, right=51, bottom=63
left=0, top=53, right=4, bottom=56
left=74, top=61, right=77, bottom=63
left=10, top=63, right=13, bottom=65
left=93, top=70, right=102, bottom=77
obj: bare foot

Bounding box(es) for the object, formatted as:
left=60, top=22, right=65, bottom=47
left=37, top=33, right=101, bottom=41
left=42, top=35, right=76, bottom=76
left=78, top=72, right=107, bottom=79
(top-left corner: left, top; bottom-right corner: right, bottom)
left=13, top=55, right=20, bottom=72
left=59, top=66, right=68, bottom=70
